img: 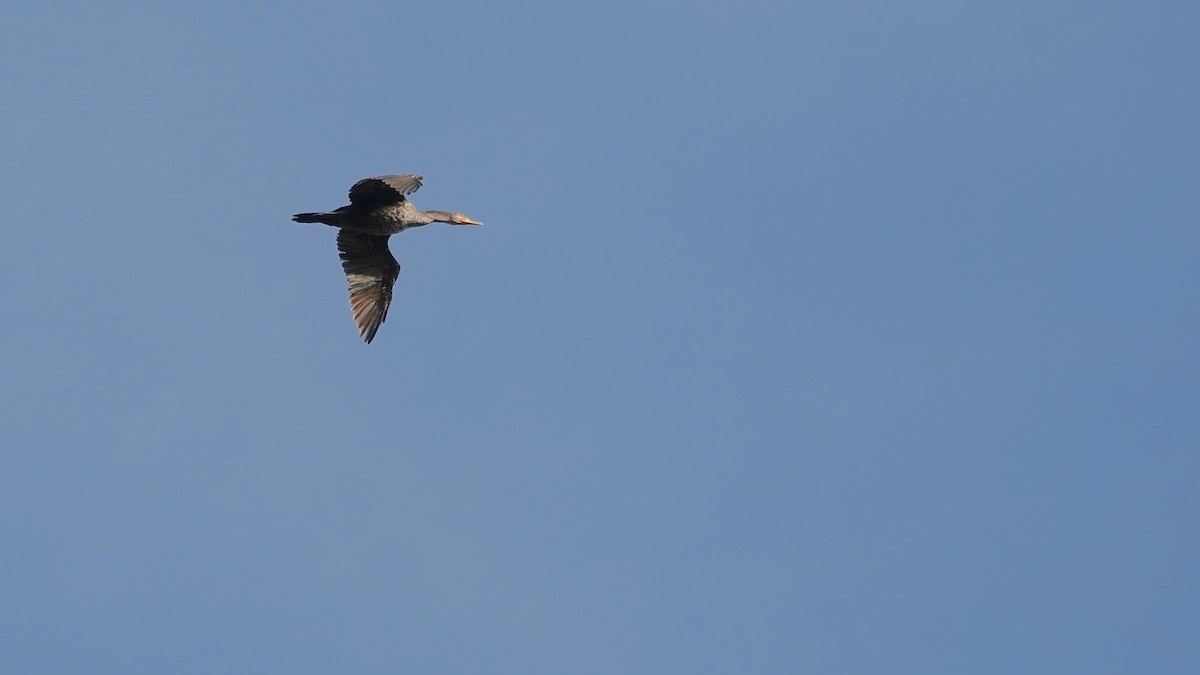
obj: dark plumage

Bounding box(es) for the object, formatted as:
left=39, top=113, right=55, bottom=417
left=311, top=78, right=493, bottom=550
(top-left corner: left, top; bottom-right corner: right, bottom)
left=292, top=174, right=483, bottom=343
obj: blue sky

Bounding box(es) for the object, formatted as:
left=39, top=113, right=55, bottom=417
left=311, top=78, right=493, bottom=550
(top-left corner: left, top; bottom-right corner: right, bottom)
left=2, top=1, right=1197, bottom=672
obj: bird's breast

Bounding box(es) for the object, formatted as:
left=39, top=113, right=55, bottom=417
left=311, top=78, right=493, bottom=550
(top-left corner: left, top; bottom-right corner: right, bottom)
left=341, top=205, right=415, bottom=235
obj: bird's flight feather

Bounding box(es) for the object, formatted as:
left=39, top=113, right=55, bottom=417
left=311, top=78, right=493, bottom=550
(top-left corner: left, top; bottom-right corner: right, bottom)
left=336, top=230, right=401, bottom=344
left=347, top=174, right=424, bottom=209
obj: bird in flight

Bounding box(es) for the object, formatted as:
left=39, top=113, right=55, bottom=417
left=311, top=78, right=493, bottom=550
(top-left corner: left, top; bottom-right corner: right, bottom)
left=293, top=174, right=483, bottom=343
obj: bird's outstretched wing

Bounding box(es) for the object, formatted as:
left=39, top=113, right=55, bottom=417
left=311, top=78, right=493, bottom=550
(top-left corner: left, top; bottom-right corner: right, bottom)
left=336, top=230, right=401, bottom=344
left=347, top=174, right=424, bottom=209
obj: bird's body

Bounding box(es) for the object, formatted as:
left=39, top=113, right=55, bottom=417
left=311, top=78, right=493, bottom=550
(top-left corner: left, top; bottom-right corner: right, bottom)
left=292, top=174, right=483, bottom=343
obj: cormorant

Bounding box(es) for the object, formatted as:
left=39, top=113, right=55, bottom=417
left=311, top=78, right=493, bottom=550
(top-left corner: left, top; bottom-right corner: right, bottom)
left=293, top=174, right=483, bottom=343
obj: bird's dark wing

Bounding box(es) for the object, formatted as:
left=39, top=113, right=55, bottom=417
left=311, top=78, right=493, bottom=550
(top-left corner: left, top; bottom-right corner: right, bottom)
left=336, top=230, right=401, bottom=344
left=347, top=174, right=424, bottom=209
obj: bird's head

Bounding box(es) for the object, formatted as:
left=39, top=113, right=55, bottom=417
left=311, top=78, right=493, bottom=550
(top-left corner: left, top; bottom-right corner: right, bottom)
left=447, top=213, right=484, bottom=226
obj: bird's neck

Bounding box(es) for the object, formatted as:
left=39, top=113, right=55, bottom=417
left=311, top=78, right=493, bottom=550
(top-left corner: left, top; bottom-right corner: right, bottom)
left=419, top=210, right=454, bottom=224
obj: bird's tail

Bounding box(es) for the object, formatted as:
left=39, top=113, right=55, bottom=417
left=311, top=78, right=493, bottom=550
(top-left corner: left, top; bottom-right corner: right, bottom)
left=292, top=211, right=341, bottom=225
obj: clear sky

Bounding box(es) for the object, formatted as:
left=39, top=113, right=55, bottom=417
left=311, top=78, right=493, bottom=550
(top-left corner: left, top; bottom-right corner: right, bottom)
left=2, top=1, right=1197, bottom=673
